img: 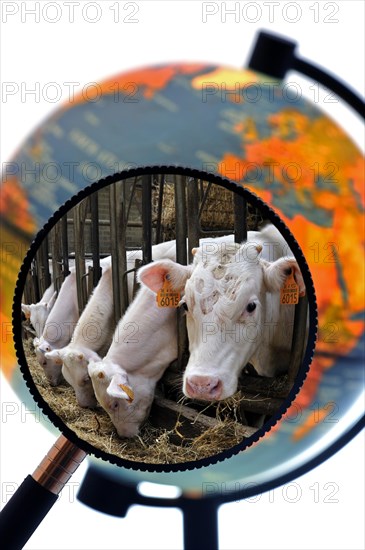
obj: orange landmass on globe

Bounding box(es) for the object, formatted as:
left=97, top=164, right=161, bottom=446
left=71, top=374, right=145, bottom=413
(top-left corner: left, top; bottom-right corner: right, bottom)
left=0, top=177, right=36, bottom=235
left=67, top=63, right=209, bottom=108
left=0, top=311, right=16, bottom=379
left=191, top=67, right=262, bottom=104
left=217, top=111, right=365, bottom=438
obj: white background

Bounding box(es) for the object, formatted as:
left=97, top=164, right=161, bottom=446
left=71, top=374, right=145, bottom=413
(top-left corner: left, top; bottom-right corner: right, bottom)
left=0, top=1, right=364, bottom=549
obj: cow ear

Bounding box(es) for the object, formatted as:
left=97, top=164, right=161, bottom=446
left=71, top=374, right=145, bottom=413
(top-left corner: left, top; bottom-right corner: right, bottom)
left=138, top=259, right=191, bottom=293
left=46, top=291, right=57, bottom=311
left=261, top=257, right=306, bottom=296
left=87, top=360, right=103, bottom=378
left=44, top=349, right=63, bottom=365
left=85, top=350, right=102, bottom=363
left=106, top=373, right=134, bottom=402
left=21, top=304, right=31, bottom=318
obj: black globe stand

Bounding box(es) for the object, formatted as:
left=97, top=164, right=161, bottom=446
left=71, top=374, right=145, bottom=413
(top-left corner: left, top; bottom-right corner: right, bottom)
left=77, top=466, right=219, bottom=550
left=248, top=30, right=365, bottom=116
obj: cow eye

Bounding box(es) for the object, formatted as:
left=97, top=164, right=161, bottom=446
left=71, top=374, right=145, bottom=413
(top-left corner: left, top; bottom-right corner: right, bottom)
left=246, top=302, right=256, bottom=313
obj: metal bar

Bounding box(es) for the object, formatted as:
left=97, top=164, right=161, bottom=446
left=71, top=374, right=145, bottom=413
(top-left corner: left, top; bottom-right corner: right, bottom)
left=109, top=183, right=121, bottom=324
left=90, top=192, right=101, bottom=287
left=187, top=178, right=200, bottom=263
left=133, top=259, right=143, bottom=299
left=233, top=193, right=247, bottom=243
left=125, top=176, right=138, bottom=223
left=118, top=181, right=128, bottom=315
left=43, top=238, right=51, bottom=289
left=287, top=295, right=309, bottom=390
left=73, top=200, right=88, bottom=315
left=38, top=238, right=51, bottom=295
left=174, top=175, right=188, bottom=265
left=198, top=181, right=212, bottom=221
left=141, top=174, right=153, bottom=264
left=23, top=272, right=33, bottom=305
left=155, top=174, right=165, bottom=244
left=34, top=249, right=44, bottom=301
left=29, top=264, right=36, bottom=304
left=50, top=223, right=63, bottom=293
left=61, top=215, right=70, bottom=277
left=174, top=175, right=188, bottom=371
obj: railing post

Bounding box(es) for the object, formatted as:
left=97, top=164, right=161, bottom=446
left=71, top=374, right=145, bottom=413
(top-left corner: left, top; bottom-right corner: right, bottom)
left=141, top=175, right=153, bottom=264
left=61, top=215, right=70, bottom=278
left=287, top=295, right=309, bottom=390
left=90, top=192, right=102, bottom=287
left=155, top=174, right=165, bottom=244
left=109, top=181, right=128, bottom=323
left=174, top=175, right=188, bottom=371
left=109, top=183, right=121, bottom=324
left=73, top=200, right=88, bottom=315
left=187, top=178, right=200, bottom=263
left=49, top=223, right=63, bottom=294
left=233, top=193, right=247, bottom=243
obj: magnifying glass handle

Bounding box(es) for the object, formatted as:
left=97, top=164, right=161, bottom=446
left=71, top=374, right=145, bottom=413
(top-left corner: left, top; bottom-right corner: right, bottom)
left=0, top=435, right=86, bottom=549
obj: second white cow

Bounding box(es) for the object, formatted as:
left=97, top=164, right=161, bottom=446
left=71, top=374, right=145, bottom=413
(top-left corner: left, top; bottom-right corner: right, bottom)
left=45, top=265, right=114, bottom=407
left=139, top=224, right=306, bottom=401
left=35, top=269, right=79, bottom=386
left=88, top=285, right=178, bottom=437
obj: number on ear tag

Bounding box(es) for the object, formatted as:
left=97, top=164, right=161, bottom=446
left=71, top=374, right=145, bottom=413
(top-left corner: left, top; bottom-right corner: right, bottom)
left=280, top=271, right=299, bottom=305
left=156, top=276, right=180, bottom=308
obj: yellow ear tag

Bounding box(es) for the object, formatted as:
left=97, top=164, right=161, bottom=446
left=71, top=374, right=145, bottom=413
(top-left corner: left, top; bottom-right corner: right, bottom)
left=280, top=270, right=299, bottom=305
left=156, top=275, right=180, bottom=308
left=119, top=384, right=134, bottom=403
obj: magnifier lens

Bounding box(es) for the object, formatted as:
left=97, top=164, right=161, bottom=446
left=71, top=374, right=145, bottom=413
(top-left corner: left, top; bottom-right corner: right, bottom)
left=15, top=168, right=315, bottom=473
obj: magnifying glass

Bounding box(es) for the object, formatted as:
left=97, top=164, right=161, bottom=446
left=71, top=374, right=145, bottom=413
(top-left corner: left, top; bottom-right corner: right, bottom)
left=0, top=31, right=364, bottom=550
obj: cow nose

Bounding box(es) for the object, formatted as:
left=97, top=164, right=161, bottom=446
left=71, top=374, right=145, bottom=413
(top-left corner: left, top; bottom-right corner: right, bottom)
left=185, top=375, right=222, bottom=400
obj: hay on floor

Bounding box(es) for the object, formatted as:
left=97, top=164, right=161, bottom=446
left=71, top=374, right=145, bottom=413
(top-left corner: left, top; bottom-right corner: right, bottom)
left=22, top=337, right=258, bottom=465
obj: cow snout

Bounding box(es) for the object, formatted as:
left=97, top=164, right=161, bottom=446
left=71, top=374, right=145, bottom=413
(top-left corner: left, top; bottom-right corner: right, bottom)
left=185, top=375, right=222, bottom=400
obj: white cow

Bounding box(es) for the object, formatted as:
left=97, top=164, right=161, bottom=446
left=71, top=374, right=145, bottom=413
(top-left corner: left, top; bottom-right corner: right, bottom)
left=45, top=265, right=115, bottom=407
left=22, top=284, right=57, bottom=338
left=35, top=268, right=79, bottom=386
left=139, top=224, right=306, bottom=401
left=87, top=235, right=237, bottom=436
left=88, top=285, right=178, bottom=437
left=43, top=241, right=186, bottom=405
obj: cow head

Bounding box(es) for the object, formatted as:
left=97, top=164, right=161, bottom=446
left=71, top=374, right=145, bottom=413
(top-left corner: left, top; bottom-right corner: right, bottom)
left=21, top=291, right=57, bottom=337
left=35, top=338, right=64, bottom=386
left=139, top=241, right=305, bottom=401
left=45, top=347, right=100, bottom=408
left=88, top=359, right=153, bottom=438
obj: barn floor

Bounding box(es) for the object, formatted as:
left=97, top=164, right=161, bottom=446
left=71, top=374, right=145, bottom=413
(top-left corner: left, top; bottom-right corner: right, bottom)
left=22, top=336, right=268, bottom=465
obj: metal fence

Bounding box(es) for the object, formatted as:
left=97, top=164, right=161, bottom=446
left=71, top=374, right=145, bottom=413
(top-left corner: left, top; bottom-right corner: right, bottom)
left=22, top=173, right=308, bottom=415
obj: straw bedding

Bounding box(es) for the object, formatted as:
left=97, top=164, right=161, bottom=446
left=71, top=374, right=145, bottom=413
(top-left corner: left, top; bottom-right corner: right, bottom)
left=22, top=336, right=259, bottom=465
